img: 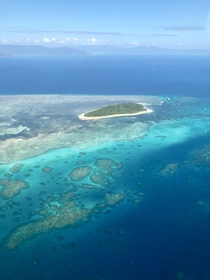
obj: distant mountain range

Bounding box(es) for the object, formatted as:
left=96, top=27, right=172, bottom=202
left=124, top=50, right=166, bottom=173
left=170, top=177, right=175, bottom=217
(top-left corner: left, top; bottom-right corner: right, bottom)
left=0, top=44, right=210, bottom=56
left=78, top=45, right=210, bottom=55
left=0, top=45, right=87, bottom=56
left=0, top=52, right=12, bottom=57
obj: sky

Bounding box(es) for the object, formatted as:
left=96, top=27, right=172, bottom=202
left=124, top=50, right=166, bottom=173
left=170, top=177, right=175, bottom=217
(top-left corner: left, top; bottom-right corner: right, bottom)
left=0, top=0, right=210, bottom=49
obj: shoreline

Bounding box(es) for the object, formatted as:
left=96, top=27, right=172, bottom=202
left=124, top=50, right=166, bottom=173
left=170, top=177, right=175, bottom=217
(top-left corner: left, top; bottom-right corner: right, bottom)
left=78, top=106, right=153, bottom=120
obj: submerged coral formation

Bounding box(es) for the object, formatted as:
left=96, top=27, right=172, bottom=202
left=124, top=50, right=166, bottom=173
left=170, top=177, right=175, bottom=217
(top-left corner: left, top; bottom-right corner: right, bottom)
left=9, top=163, right=24, bottom=173
left=94, top=158, right=123, bottom=173
left=90, top=170, right=110, bottom=186
left=90, top=158, right=123, bottom=186
left=69, top=166, right=92, bottom=181
left=0, top=179, right=28, bottom=199
left=81, top=184, right=99, bottom=189
left=0, top=157, right=126, bottom=250
left=105, top=193, right=126, bottom=206
left=5, top=191, right=91, bottom=250
left=159, top=163, right=178, bottom=176
left=69, top=158, right=123, bottom=186
left=0, top=154, right=142, bottom=251
left=42, top=166, right=54, bottom=173
left=4, top=190, right=128, bottom=250
left=190, top=145, right=210, bottom=167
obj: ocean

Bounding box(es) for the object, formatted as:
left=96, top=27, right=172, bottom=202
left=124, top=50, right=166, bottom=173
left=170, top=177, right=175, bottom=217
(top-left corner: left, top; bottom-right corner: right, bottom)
left=0, top=55, right=210, bottom=280
left=0, top=55, right=210, bottom=97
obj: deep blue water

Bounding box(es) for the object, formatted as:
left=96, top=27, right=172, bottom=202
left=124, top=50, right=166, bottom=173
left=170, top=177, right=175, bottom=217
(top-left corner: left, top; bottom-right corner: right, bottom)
left=0, top=55, right=210, bottom=97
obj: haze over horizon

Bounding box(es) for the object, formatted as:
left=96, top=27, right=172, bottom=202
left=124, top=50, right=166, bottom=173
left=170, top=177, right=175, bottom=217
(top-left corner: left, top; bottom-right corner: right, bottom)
left=1, top=0, right=210, bottom=50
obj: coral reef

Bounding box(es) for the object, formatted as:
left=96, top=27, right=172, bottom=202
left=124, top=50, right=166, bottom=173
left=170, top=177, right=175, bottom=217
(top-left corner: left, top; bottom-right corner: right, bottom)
left=0, top=155, right=134, bottom=251
left=159, top=163, right=178, bottom=176
left=90, top=171, right=109, bottom=186
left=81, top=184, right=99, bottom=189
left=69, top=166, right=92, bottom=181
left=190, top=145, right=210, bottom=167
left=94, top=158, right=122, bottom=173
left=41, top=166, right=54, bottom=173
left=4, top=191, right=90, bottom=250
left=0, top=179, right=28, bottom=199
left=9, top=163, right=24, bottom=173
left=3, top=187, right=130, bottom=250
left=105, top=193, right=126, bottom=206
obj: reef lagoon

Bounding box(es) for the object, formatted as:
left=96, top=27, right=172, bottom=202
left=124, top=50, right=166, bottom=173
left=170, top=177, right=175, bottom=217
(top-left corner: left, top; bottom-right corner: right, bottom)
left=1, top=94, right=210, bottom=280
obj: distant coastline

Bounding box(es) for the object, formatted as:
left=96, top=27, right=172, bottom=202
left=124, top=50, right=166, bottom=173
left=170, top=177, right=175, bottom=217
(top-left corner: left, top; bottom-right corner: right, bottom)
left=78, top=103, right=153, bottom=120
left=1, top=44, right=210, bottom=56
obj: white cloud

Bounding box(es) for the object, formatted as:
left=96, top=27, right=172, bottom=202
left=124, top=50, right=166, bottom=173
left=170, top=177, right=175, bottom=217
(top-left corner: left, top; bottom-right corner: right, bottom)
left=178, top=42, right=193, bottom=47
left=86, top=37, right=107, bottom=45
left=43, top=37, right=51, bottom=43
left=2, top=38, right=8, bottom=44
left=34, top=39, right=40, bottom=44
left=73, top=37, right=81, bottom=42
left=89, top=37, right=97, bottom=43
left=1, top=36, right=109, bottom=47
left=129, top=41, right=140, bottom=46
left=42, top=37, right=58, bottom=44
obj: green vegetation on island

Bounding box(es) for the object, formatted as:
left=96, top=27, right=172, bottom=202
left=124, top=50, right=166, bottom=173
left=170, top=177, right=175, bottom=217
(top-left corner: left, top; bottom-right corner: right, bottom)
left=84, top=102, right=147, bottom=118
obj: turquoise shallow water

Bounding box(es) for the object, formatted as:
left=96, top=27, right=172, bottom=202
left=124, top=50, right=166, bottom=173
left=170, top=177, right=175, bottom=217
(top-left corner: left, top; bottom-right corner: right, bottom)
left=1, top=97, right=210, bottom=279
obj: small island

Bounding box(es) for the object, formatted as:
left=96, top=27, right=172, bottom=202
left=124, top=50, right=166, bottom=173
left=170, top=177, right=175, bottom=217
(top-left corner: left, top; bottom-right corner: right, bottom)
left=79, top=102, right=152, bottom=120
